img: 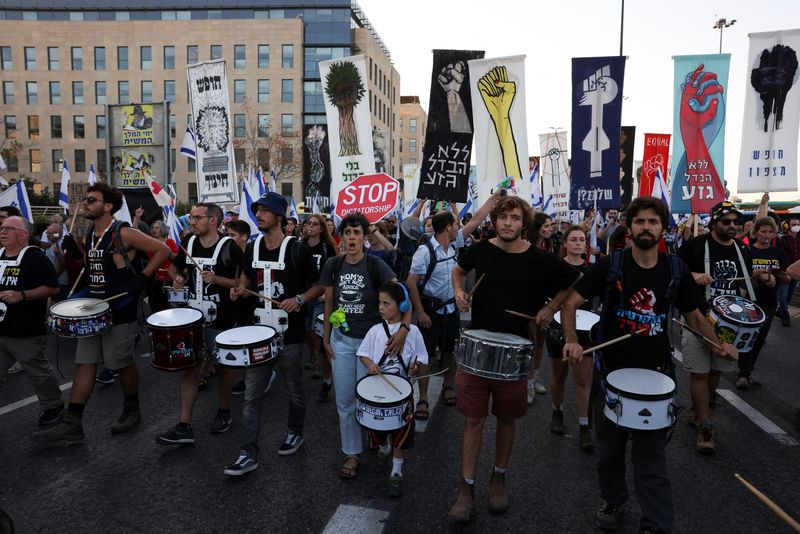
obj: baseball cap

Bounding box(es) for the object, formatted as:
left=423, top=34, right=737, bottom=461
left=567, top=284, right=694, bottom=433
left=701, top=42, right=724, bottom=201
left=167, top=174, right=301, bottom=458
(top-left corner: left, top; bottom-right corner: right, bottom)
left=226, top=206, right=240, bottom=215
left=250, top=191, right=287, bottom=217
left=710, top=201, right=742, bottom=221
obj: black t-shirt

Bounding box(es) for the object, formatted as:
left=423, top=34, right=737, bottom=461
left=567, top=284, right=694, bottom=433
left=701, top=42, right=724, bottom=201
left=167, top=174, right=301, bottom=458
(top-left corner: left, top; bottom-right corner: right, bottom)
left=564, top=261, right=593, bottom=312
left=174, top=235, right=243, bottom=330
left=749, top=245, right=789, bottom=308
left=576, top=251, right=702, bottom=371
left=0, top=247, right=58, bottom=337
left=84, top=221, right=141, bottom=324
left=678, top=235, right=753, bottom=312
left=305, top=239, right=338, bottom=274
left=458, top=239, right=580, bottom=338
left=242, top=237, right=320, bottom=344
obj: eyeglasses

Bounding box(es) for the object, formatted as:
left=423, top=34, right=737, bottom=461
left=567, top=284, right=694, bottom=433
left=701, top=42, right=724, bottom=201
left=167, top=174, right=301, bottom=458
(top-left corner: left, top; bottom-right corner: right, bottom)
left=186, top=215, right=210, bottom=223
left=82, top=196, right=101, bottom=204
left=717, top=218, right=741, bottom=226
left=0, top=226, right=25, bottom=233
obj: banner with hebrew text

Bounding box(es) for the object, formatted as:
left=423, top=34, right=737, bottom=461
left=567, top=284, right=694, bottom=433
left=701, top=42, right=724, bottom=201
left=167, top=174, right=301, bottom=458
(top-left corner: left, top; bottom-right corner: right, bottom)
left=538, top=132, right=571, bottom=222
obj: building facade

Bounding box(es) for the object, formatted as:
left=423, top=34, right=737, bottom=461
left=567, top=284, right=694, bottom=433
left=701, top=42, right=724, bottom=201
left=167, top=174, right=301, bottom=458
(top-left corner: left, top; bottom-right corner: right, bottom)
left=398, top=95, right=426, bottom=170
left=0, top=1, right=399, bottom=210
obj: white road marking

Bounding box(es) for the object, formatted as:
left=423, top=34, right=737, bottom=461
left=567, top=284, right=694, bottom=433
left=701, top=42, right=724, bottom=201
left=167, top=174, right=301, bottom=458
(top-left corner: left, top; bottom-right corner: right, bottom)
left=717, top=389, right=799, bottom=446
left=321, top=504, right=389, bottom=534
left=413, top=375, right=443, bottom=433
left=0, top=381, right=73, bottom=416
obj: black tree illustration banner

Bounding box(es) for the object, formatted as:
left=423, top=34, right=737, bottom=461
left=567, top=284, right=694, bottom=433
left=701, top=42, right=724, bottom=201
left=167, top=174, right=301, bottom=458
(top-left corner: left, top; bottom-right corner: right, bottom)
left=319, top=55, right=375, bottom=217
left=302, top=124, right=331, bottom=211
left=417, top=49, right=484, bottom=202
left=738, top=29, right=800, bottom=193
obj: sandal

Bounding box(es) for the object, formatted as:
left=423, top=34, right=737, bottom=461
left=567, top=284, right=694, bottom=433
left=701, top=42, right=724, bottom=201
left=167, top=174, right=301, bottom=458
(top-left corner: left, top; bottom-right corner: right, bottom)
left=414, top=400, right=430, bottom=421
left=340, top=456, right=359, bottom=479
left=441, top=385, right=457, bottom=406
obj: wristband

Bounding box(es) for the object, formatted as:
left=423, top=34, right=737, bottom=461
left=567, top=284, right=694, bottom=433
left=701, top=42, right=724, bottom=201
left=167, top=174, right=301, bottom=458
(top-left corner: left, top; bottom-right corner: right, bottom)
left=400, top=323, right=411, bottom=332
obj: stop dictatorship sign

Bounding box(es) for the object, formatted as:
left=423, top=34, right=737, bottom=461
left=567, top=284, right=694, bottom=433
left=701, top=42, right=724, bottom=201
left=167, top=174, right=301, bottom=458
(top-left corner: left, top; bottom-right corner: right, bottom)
left=335, top=173, right=399, bottom=223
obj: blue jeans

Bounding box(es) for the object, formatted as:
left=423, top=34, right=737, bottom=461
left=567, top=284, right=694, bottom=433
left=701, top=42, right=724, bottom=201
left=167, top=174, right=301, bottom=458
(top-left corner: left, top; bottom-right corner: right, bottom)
left=330, top=329, right=367, bottom=456
left=240, top=342, right=304, bottom=458
left=778, top=280, right=798, bottom=316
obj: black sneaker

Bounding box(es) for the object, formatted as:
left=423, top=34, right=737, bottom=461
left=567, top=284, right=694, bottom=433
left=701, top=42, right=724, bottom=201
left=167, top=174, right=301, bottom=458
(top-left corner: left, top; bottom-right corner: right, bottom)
left=38, top=404, right=64, bottom=426
left=33, top=410, right=84, bottom=443
left=96, top=368, right=115, bottom=385
left=210, top=410, right=232, bottom=434
left=232, top=380, right=246, bottom=396
left=388, top=473, right=403, bottom=498
left=224, top=450, right=258, bottom=476
left=596, top=499, right=624, bottom=531
left=278, top=431, right=304, bottom=456
left=156, top=424, right=195, bottom=445
left=781, top=312, right=791, bottom=327
left=318, top=381, right=332, bottom=402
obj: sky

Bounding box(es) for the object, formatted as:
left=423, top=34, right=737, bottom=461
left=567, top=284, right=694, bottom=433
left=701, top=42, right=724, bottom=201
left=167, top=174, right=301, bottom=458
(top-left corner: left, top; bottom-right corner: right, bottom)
left=358, top=0, right=800, bottom=203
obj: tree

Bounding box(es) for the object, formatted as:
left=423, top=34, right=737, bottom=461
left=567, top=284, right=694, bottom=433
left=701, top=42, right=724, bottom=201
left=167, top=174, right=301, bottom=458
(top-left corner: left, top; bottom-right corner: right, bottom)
left=324, top=60, right=366, bottom=156
left=0, top=134, right=24, bottom=172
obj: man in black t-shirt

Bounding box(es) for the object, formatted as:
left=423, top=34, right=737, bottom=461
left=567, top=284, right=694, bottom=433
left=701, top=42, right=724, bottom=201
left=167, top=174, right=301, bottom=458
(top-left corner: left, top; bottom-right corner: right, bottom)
left=562, top=197, right=736, bottom=534
left=0, top=216, right=64, bottom=426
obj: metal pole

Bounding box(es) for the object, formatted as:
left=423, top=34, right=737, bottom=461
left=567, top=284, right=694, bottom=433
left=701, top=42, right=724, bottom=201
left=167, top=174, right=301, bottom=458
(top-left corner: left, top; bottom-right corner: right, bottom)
left=619, top=0, right=625, bottom=56
left=719, top=27, right=723, bottom=53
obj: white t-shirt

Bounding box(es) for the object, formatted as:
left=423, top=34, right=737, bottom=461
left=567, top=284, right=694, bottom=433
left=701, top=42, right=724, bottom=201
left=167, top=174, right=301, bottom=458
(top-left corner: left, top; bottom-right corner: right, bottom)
left=357, top=321, right=429, bottom=378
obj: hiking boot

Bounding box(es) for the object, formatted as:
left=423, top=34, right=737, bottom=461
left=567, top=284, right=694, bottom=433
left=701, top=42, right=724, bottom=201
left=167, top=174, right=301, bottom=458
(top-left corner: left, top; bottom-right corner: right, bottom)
left=550, top=409, right=565, bottom=435
left=318, top=381, right=332, bottom=402
left=697, top=425, right=716, bottom=455
left=534, top=378, right=548, bottom=394
left=736, top=377, right=749, bottom=391
left=488, top=471, right=509, bottom=514
left=278, top=431, right=304, bottom=456
left=223, top=450, right=258, bottom=476
left=526, top=382, right=535, bottom=406
left=110, top=400, right=140, bottom=434
left=447, top=480, right=476, bottom=523
left=38, top=404, right=65, bottom=426
left=231, top=380, right=246, bottom=396
left=156, top=424, right=195, bottom=445
left=33, top=410, right=84, bottom=443
left=579, top=424, right=595, bottom=452
left=388, top=472, right=403, bottom=498
left=210, top=410, right=232, bottom=434
left=596, top=499, right=624, bottom=531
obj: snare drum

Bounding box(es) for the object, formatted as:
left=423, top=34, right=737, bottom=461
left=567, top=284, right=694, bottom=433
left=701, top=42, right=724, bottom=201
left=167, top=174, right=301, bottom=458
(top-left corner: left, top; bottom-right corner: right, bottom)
left=603, top=368, right=676, bottom=430
left=706, top=295, right=765, bottom=353
left=146, top=308, right=205, bottom=371
left=215, top=326, right=280, bottom=368
left=313, top=313, right=325, bottom=338
left=456, top=329, right=532, bottom=381
left=551, top=310, right=600, bottom=346
left=48, top=299, right=112, bottom=338
left=165, top=287, right=190, bottom=306
left=355, top=374, right=414, bottom=432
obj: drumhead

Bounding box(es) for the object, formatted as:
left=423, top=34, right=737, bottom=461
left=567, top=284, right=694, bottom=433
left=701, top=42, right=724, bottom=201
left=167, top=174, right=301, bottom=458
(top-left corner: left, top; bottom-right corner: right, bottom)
left=316, top=313, right=324, bottom=322
left=606, top=368, right=675, bottom=398
left=51, top=298, right=109, bottom=318
left=356, top=374, right=412, bottom=404
left=711, top=295, right=765, bottom=325
left=147, top=308, right=203, bottom=327
left=462, top=329, right=532, bottom=348
left=215, top=325, right=277, bottom=346
left=554, top=310, right=600, bottom=331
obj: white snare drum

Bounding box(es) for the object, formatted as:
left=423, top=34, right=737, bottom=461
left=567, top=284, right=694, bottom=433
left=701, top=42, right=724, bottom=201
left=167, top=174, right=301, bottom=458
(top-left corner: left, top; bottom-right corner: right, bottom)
left=603, top=368, right=676, bottom=430
left=313, top=313, right=324, bottom=338
left=215, top=326, right=280, bottom=368
left=552, top=310, right=600, bottom=346
left=456, top=329, right=532, bottom=381
left=165, top=287, right=190, bottom=306
left=355, top=374, right=413, bottom=432
left=706, top=295, right=765, bottom=353
left=48, top=299, right=112, bottom=337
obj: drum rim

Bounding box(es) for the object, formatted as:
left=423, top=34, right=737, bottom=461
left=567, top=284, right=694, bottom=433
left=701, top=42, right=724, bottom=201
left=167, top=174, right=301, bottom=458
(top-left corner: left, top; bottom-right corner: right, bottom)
left=709, top=295, right=766, bottom=325
left=215, top=325, right=277, bottom=346
left=605, top=369, right=675, bottom=401
left=50, top=298, right=110, bottom=317
left=460, top=329, right=533, bottom=348
left=355, top=374, right=413, bottom=405
left=146, top=307, right=205, bottom=327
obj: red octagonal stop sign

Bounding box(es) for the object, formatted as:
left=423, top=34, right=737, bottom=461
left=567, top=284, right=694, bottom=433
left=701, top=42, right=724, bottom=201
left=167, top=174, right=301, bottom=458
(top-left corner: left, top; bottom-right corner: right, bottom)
left=335, top=173, right=399, bottom=223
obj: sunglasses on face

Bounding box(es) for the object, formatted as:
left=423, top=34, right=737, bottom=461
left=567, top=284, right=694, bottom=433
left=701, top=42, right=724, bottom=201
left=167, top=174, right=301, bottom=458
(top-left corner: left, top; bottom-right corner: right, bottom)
left=717, top=218, right=741, bottom=226
left=82, top=196, right=102, bottom=204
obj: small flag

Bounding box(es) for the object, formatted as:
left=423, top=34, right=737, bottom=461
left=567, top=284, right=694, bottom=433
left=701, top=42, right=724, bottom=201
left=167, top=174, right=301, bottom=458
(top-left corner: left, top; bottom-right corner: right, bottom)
left=289, top=196, right=299, bottom=220
left=405, top=198, right=420, bottom=217
left=459, top=196, right=473, bottom=219
left=180, top=126, right=196, bottom=159
left=87, top=162, right=97, bottom=185
left=162, top=204, right=183, bottom=244
left=255, top=167, right=266, bottom=196
left=0, top=153, right=7, bottom=172
left=542, top=195, right=557, bottom=218
left=114, top=194, right=132, bottom=225
left=59, top=159, right=71, bottom=211
left=0, top=181, right=33, bottom=222
left=238, top=179, right=260, bottom=239
left=529, top=163, right=542, bottom=209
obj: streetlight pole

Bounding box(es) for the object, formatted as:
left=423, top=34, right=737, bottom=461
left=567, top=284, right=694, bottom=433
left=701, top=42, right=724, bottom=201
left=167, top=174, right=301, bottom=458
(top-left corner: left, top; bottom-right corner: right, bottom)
left=713, top=17, right=737, bottom=54
left=619, top=0, right=625, bottom=56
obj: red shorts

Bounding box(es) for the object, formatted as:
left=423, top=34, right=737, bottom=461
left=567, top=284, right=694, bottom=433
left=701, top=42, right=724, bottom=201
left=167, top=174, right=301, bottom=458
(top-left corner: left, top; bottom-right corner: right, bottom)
left=455, top=369, right=527, bottom=420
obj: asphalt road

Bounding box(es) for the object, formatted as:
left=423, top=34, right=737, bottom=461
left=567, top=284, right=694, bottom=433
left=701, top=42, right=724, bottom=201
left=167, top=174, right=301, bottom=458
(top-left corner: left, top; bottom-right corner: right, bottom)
left=2, top=311, right=800, bottom=533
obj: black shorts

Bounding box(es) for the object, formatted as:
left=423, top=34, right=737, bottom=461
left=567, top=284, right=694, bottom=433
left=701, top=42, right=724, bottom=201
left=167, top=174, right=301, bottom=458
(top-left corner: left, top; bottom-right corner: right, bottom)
left=420, top=310, right=460, bottom=357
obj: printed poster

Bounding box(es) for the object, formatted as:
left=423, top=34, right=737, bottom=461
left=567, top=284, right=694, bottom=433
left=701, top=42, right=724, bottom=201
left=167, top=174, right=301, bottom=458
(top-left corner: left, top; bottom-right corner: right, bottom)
left=121, top=104, right=154, bottom=146
left=302, top=124, right=332, bottom=211
left=539, top=131, right=571, bottom=222
left=640, top=134, right=671, bottom=198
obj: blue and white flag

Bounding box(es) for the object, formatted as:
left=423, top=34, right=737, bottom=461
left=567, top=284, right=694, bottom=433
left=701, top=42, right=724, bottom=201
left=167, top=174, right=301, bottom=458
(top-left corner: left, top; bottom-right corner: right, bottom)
left=542, top=195, right=557, bottom=218
left=162, top=204, right=183, bottom=244
left=459, top=196, right=473, bottom=219
left=405, top=198, right=420, bottom=217
left=87, top=162, right=97, bottom=185
left=59, top=159, right=71, bottom=210
left=180, top=126, right=196, bottom=159
left=255, top=167, right=266, bottom=196
left=311, top=196, right=322, bottom=215
left=0, top=181, right=33, bottom=222
left=238, top=179, right=260, bottom=239
left=529, top=162, right=542, bottom=209
left=289, top=196, right=299, bottom=220
left=652, top=167, right=677, bottom=226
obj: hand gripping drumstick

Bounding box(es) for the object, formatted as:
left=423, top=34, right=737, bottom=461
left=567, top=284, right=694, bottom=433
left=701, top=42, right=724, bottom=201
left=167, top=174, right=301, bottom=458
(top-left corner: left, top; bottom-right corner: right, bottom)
left=467, top=273, right=485, bottom=299
left=735, top=474, right=800, bottom=533
left=562, top=327, right=649, bottom=362
left=671, top=318, right=724, bottom=351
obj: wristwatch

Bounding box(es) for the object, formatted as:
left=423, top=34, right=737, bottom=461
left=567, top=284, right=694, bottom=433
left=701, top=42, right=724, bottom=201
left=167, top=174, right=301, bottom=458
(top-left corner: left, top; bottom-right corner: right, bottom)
left=295, top=294, right=305, bottom=307
left=400, top=323, right=411, bottom=332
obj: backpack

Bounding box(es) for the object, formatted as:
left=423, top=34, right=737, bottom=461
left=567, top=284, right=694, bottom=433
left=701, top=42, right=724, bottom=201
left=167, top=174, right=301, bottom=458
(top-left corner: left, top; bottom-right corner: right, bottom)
left=330, top=254, right=384, bottom=309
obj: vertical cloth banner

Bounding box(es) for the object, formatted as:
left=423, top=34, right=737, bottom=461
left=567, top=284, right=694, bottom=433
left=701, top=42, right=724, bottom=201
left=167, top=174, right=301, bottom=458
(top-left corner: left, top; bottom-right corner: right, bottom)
left=538, top=131, right=571, bottom=222
left=738, top=29, right=800, bottom=193
left=639, top=134, right=671, bottom=197
left=319, top=54, right=375, bottom=220
left=417, top=49, right=485, bottom=202
left=620, top=126, right=636, bottom=208
left=187, top=59, right=239, bottom=204
left=468, top=55, right=530, bottom=206
left=671, top=54, right=730, bottom=213
left=302, top=124, right=331, bottom=212
left=570, top=56, right=626, bottom=210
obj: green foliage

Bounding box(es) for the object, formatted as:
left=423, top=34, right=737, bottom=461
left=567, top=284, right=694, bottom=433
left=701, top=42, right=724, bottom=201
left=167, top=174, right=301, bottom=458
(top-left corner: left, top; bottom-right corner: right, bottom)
left=324, top=61, right=366, bottom=108
left=175, top=200, right=192, bottom=217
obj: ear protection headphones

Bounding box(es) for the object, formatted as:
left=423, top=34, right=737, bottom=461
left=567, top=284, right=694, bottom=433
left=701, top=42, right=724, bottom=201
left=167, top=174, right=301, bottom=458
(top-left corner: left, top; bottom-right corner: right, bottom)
left=782, top=220, right=790, bottom=232
left=396, top=282, right=411, bottom=313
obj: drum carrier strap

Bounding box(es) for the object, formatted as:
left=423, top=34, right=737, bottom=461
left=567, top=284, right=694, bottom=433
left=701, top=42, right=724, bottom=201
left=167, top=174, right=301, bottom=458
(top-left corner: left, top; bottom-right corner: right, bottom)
left=250, top=234, right=295, bottom=334
left=376, top=321, right=409, bottom=375
left=185, top=235, right=232, bottom=322
left=0, top=246, right=33, bottom=282
left=703, top=236, right=755, bottom=301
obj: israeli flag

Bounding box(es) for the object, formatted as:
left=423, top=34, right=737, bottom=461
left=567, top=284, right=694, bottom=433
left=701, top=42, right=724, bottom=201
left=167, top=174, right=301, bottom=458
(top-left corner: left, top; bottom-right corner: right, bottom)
left=254, top=167, right=266, bottom=196
left=87, top=162, right=97, bottom=185
left=0, top=153, right=7, bottom=172
left=529, top=163, right=542, bottom=209
left=405, top=198, right=420, bottom=216
left=162, top=204, right=183, bottom=244
left=459, top=196, right=473, bottom=219
left=0, top=181, right=33, bottom=222
left=289, top=196, right=299, bottom=220
left=238, top=179, right=260, bottom=239
left=180, top=126, right=196, bottom=159
left=59, top=159, right=71, bottom=210
left=542, top=195, right=557, bottom=218
left=652, top=167, right=677, bottom=225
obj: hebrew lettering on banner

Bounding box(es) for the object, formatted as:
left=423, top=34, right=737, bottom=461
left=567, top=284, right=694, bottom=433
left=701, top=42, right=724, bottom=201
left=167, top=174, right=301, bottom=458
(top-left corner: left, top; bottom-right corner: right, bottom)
left=570, top=56, right=626, bottom=210
left=670, top=54, right=730, bottom=214
left=639, top=134, right=672, bottom=198
left=738, top=29, right=800, bottom=193
left=187, top=59, right=239, bottom=204
left=620, top=126, right=636, bottom=209
left=538, top=132, right=571, bottom=222
left=302, top=124, right=332, bottom=212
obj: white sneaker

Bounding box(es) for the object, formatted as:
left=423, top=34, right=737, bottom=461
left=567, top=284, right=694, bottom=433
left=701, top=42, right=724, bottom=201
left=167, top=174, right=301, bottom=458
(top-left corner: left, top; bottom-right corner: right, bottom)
left=8, top=362, right=23, bottom=374
left=534, top=378, right=548, bottom=394
left=527, top=381, right=535, bottom=405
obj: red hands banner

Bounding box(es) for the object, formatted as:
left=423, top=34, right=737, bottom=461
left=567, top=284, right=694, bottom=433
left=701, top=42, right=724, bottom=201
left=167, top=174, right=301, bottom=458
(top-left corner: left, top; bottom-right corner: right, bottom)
left=640, top=134, right=671, bottom=198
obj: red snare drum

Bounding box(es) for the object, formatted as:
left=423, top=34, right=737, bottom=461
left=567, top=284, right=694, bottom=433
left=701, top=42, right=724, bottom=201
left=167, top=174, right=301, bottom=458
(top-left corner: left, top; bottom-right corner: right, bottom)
left=146, top=308, right=204, bottom=371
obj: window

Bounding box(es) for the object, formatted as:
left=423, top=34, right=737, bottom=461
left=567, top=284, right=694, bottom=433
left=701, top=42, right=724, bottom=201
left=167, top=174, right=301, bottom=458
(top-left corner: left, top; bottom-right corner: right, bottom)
left=171, top=149, right=176, bottom=173
left=141, top=81, right=152, bottom=103
left=188, top=156, right=196, bottom=173
left=48, top=47, right=58, bottom=70
left=24, top=47, right=35, bottom=70
left=140, top=46, right=152, bottom=69
left=118, top=46, right=128, bottom=69
left=50, top=115, right=62, bottom=139
left=26, top=82, right=37, bottom=105
left=73, top=115, right=85, bottom=139
left=74, top=149, right=86, bottom=172
left=97, top=149, right=107, bottom=174
left=399, top=138, right=402, bottom=152
left=409, top=158, right=417, bottom=165
left=281, top=113, right=293, bottom=134
left=409, top=118, right=417, bottom=133
left=257, top=79, right=269, bottom=103
left=281, top=183, right=293, bottom=197
left=71, top=47, right=82, bottom=70
left=281, top=147, right=292, bottom=164
left=96, top=115, right=106, bottom=139
left=0, top=47, right=11, bottom=70
left=4, top=115, right=16, bottom=138
left=3, top=82, right=13, bottom=105
left=164, top=80, right=176, bottom=103
left=169, top=114, right=176, bottom=138
left=258, top=45, right=269, bottom=68
left=234, top=114, right=245, bottom=138
left=211, top=45, right=222, bottom=60
left=94, top=47, right=105, bottom=70
left=49, top=82, right=63, bottom=105
left=95, top=81, right=106, bottom=104
left=234, top=149, right=246, bottom=172
left=52, top=149, right=64, bottom=172
left=234, top=45, right=245, bottom=68
left=257, top=148, right=269, bottom=169
left=281, top=79, right=293, bottom=103
left=187, top=45, right=198, bottom=65
left=30, top=149, right=41, bottom=173
left=234, top=79, right=245, bottom=103
left=27, top=115, right=39, bottom=139
left=118, top=81, right=130, bottom=104
left=258, top=114, right=269, bottom=137
left=282, top=44, right=293, bottom=68
left=163, top=46, right=175, bottom=69
left=409, top=139, right=417, bottom=154
left=72, top=81, right=84, bottom=104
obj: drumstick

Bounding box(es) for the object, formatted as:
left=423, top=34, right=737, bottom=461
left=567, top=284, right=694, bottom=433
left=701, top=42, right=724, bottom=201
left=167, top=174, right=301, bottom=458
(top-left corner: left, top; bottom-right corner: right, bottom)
left=241, top=287, right=282, bottom=306
left=66, top=267, right=85, bottom=299
left=76, top=292, right=128, bottom=310
left=672, top=318, right=724, bottom=351
left=505, top=309, right=537, bottom=321
left=179, top=243, right=203, bottom=271
left=735, top=474, right=800, bottom=533
left=563, top=327, right=649, bottom=361
left=467, top=273, right=485, bottom=299
left=411, top=367, right=450, bottom=381
left=378, top=372, right=403, bottom=394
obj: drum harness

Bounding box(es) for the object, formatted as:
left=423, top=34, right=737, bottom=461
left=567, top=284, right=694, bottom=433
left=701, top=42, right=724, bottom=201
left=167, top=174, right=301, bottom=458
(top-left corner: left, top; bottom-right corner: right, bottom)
left=591, top=248, right=684, bottom=440
left=251, top=234, right=296, bottom=338
left=186, top=234, right=232, bottom=325
left=370, top=320, right=415, bottom=450
left=703, top=236, right=755, bottom=301
left=0, top=246, right=34, bottom=324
